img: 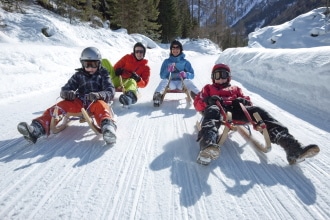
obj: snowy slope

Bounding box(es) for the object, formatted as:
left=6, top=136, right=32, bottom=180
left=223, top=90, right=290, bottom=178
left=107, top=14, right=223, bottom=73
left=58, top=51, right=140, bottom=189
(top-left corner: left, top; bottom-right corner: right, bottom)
left=0, top=5, right=329, bottom=220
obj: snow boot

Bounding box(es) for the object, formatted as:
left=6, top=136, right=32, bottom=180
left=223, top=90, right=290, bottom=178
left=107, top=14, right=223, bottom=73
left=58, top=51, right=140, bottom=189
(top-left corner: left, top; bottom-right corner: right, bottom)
left=17, top=121, right=45, bottom=144
left=277, top=133, right=320, bottom=165
left=153, top=92, right=162, bottom=107
left=101, top=119, right=117, bottom=145
left=197, top=122, right=221, bottom=165
left=199, top=138, right=221, bottom=160
left=119, top=91, right=137, bottom=106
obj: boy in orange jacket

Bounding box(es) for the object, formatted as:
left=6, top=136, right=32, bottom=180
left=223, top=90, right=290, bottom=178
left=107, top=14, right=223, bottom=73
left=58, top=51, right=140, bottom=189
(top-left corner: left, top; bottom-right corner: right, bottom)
left=112, top=42, right=150, bottom=106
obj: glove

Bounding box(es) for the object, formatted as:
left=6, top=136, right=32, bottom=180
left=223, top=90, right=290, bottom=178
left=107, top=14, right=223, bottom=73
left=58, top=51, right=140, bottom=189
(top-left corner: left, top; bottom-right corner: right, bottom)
left=60, top=90, right=76, bottom=100
left=167, top=63, right=175, bottom=72
left=115, top=68, right=124, bottom=76
left=179, top=71, right=186, bottom=78
left=204, top=95, right=223, bottom=106
left=233, top=97, right=251, bottom=106
left=131, top=72, right=141, bottom=82
left=85, top=92, right=101, bottom=101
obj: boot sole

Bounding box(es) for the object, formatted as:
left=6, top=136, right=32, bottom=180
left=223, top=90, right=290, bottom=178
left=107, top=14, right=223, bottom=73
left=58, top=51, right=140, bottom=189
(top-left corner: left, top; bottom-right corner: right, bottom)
left=119, top=95, right=132, bottom=106
left=103, top=131, right=117, bottom=145
left=197, top=146, right=220, bottom=165
left=17, top=123, right=30, bottom=136
left=153, top=100, right=160, bottom=107
left=289, top=146, right=320, bottom=165
left=153, top=97, right=161, bottom=107
left=199, top=146, right=221, bottom=160
left=17, top=122, right=37, bottom=144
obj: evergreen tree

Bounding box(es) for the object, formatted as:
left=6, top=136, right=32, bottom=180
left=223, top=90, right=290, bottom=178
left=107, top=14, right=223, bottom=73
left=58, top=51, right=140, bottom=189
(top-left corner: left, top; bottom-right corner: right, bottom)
left=84, top=0, right=102, bottom=21
left=110, top=0, right=132, bottom=30
left=126, top=0, right=145, bottom=33
left=0, top=0, right=25, bottom=12
left=158, top=0, right=180, bottom=43
left=100, top=0, right=118, bottom=22
left=144, top=0, right=161, bottom=41
left=108, top=0, right=160, bottom=40
left=177, top=0, right=192, bottom=39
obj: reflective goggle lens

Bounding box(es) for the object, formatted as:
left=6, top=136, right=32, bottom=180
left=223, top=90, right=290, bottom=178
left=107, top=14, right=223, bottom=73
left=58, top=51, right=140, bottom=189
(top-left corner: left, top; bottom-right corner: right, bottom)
left=213, top=70, right=230, bottom=80
left=135, top=50, right=144, bottom=54
left=82, top=61, right=99, bottom=68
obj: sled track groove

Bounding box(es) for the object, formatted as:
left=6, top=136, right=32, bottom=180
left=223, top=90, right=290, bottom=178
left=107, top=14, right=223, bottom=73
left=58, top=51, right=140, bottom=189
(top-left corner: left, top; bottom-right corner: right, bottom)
left=102, top=113, right=156, bottom=219
left=0, top=135, right=90, bottom=219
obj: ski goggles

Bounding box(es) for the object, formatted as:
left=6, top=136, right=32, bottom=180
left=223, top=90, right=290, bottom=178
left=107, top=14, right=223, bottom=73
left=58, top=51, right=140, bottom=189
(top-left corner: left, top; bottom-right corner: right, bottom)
left=135, top=50, right=144, bottom=54
left=171, top=45, right=180, bottom=49
left=212, top=70, right=230, bottom=80
left=82, top=60, right=99, bottom=68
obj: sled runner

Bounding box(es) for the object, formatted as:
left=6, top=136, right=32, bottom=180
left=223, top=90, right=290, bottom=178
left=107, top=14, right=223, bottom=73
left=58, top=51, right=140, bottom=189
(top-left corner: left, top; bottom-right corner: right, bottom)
left=196, top=101, right=271, bottom=165
left=115, top=75, right=126, bottom=93
left=49, top=104, right=115, bottom=135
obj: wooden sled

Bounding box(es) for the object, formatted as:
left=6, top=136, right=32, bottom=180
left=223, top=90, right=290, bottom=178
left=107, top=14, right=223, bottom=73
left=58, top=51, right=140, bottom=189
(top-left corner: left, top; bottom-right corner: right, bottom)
left=50, top=106, right=102, bottom=135
left=117, top=75, right=126, bottom=93
left=154, top=79, right=192, bottom=107
left=197, top=102, right=271, bottom=154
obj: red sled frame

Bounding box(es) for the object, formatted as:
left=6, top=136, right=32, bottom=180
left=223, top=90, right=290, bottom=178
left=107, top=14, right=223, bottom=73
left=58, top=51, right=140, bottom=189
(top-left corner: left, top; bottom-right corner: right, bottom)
left=197, top=101, right=272, bottom=153
left=154, top=77, right=192, bottom=107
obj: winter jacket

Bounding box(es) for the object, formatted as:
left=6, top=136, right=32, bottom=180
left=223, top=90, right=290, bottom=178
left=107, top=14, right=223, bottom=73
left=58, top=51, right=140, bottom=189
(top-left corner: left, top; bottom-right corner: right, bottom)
left=61, top=66, right=115, bottom=103
left=159, top=53, right=194, bottom=80
left=113, top=53, right=150, bottom=88
left=194, top=83, right=251, bottom=112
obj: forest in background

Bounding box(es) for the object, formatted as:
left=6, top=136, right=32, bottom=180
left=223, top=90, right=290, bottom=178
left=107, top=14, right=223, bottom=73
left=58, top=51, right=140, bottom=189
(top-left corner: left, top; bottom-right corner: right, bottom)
left=1, top=0, right=329, bottom=50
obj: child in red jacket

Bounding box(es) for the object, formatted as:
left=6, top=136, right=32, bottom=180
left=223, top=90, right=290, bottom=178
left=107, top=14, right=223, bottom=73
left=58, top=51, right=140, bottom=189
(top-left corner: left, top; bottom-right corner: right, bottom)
left=113, top=42, right=150, bottom=106
left=194, top=63, right=319, bottom=165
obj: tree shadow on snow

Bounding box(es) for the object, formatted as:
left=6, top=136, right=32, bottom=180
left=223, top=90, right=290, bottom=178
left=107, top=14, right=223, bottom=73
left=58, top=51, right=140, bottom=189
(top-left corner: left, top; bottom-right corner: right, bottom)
left=214, top=139, right=317, bottom=205
left=0, top=125, right=112, bottom=169
left=149, top=133, right=221, bottom=207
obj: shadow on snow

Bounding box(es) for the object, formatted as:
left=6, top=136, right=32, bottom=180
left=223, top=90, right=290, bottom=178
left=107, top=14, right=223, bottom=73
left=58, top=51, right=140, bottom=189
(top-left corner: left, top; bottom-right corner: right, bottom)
left=150, top=132, right=317, bottom=207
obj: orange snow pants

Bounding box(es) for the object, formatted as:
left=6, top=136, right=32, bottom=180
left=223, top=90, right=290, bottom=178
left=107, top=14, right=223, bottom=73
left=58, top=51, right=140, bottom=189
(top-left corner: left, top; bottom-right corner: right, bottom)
left=33, top=98, right=112, bottom=135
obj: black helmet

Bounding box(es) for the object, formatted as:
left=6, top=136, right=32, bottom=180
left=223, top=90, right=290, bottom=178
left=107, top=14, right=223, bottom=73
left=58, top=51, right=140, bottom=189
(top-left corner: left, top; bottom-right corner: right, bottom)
left=170, top=40, right=183, bottom=53
left=133, top=42, right=146, bottom=57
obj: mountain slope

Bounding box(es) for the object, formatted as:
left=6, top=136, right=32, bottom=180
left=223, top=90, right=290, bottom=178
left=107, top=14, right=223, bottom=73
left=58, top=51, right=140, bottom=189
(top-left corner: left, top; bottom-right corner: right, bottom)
left=0, top=5, right=329, bottom=220
left=0, top=54, right=329, bottom=219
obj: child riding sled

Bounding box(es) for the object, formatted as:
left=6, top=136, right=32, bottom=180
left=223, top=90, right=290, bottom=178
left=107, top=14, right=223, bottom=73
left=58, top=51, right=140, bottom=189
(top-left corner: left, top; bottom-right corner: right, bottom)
left=17, top=47, right=117, bottom=145
left=193, top=63, right=320, bottom=165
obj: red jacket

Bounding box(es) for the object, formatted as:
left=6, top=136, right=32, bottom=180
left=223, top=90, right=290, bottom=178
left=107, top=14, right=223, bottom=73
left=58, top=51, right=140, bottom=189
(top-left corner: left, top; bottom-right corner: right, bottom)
left=114, top=53, right=150, bottom=88
left=194, top=83, right=251, bottom=112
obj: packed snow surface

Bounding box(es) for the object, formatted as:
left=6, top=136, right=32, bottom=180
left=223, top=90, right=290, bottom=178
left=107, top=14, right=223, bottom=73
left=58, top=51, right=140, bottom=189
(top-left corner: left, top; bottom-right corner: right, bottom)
left=0, top=5, right=329, bottom=220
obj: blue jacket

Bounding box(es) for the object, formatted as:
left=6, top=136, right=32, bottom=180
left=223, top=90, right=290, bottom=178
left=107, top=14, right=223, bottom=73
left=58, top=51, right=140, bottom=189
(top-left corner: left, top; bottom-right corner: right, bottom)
left=159, top=53, right=194, bottom=80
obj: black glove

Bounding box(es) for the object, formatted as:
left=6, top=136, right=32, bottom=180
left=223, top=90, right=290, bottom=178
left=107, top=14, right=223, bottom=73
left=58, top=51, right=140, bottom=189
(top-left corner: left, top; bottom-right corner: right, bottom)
left=115, top=68, right=124, bottom=76
left=233, top=97, right=251, bottom=106
left=60, top=90, right=76, bottom=100
left=204, top=95, right=223, bottom=106
left=85, top=92, right=101, bottom=101
left=131, top=72, right=141, bottom=82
